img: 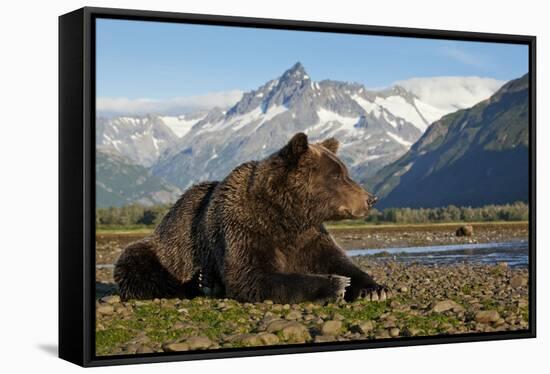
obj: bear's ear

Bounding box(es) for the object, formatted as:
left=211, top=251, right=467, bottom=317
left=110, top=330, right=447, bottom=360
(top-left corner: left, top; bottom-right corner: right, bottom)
left=320, top=138, right=339, bottom=154
left=280, top=132, right=309, bottom=164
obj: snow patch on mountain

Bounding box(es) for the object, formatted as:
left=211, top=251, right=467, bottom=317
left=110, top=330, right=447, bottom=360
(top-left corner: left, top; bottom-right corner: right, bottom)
left=192, top=104, right=288, bottom=134
left=315, top=108, right=360, bottom=134
left=374, top=95, right=428, bottom=131
left=387, top=132, right=413, bottom=147
left=160, top=113, right=206, bottom=137
left=96, top=115, right=178, bottom=167
left=413, top=99, right=448, bottom=124
left=351, top=94, right=380, bottom=117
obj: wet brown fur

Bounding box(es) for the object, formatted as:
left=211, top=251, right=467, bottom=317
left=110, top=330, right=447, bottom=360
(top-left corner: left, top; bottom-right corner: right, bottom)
left=114, top=133, right=384, bottom=303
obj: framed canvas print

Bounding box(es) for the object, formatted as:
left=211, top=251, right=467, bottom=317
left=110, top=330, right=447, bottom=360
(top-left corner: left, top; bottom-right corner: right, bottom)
left=59, top=6, right=536, bottom=367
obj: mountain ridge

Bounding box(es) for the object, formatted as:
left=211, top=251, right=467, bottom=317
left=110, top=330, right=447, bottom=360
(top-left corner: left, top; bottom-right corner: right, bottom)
left=96, top=148, right=182, bottom=208
left=367, top=73, right=529, bottom=208
left=151, top=62, right=496, bottom=189
left=95, top=62, right=509, bottom=208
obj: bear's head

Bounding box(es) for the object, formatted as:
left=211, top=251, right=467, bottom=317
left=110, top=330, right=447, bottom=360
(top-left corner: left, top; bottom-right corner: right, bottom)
left=261, top=132, right=377, bottom=223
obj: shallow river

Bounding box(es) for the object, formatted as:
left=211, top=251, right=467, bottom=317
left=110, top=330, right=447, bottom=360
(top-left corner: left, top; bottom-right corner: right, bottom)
left=96, top=240, right=530, bottom=271
left=348, top=240, right=529, bottom=267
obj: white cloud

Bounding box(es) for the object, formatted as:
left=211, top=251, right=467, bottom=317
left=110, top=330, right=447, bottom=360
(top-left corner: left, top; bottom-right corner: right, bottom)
left=395, top=76, right=505, bottom=114
left=97, top=90, right=244, bottom=116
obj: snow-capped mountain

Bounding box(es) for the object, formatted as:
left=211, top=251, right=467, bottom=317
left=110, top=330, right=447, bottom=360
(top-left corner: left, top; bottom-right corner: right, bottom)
left=96, top=115, right=179, bottom=167
left=96, top=62, right=506, bottom=207
left=151, top=62, right=473, bottom=189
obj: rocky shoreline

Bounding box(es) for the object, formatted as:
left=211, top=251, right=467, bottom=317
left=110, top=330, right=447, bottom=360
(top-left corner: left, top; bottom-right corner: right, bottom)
left=95, top=222, right=529, bottom=267
left=95, top=258, right=529, bottom=356
left=329, top=222, right=528, bottom=251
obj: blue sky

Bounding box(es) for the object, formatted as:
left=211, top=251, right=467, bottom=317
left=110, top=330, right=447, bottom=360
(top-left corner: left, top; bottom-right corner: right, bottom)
left=96, top=18, right=528, bottom=101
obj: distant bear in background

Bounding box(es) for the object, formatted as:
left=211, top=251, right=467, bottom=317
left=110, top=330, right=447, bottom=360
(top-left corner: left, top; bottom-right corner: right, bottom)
left=114, top=132, right=390, bottom=303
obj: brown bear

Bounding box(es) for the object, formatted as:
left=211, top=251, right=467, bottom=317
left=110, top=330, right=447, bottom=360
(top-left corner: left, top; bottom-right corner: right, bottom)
left=114, top=133, right=390, bottom=303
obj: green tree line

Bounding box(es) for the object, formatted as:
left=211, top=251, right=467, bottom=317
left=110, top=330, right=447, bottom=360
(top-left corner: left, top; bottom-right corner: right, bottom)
left=96, top=201, right=528, bottom=227
left=364, top=201, right=528, bottom=224
left=96, top=204, right=171, bottom=226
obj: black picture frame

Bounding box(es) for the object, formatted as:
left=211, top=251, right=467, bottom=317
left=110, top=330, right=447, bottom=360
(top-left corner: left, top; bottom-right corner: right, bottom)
left=59, top=6, right=537, bottom=367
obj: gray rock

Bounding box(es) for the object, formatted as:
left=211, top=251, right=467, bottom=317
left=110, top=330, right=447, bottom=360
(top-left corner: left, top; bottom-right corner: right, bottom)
left=266, top=320, right=292, bottom=333
left=351, top=320, right=374, bottom=334
left=185, top=336, right=213, bottom=350
left=266, top=320, right=310, bottom=342
left=374, top=329, right=391, bottom=339
left=100, top=295, right=121, bottom=304
left=258, top=332, right=280, bottom=345
left=510, top=275, right=527, bottom=288
left=136, top=344, right=154, bottom=354
left=431, top=299, right=464, bottom=313
left=162, top=342, right=189, bottom=352
left=475, top=310, right=500, bottom=324
left=285, top=310, right=302, bottom=320
left=389, top=328, right=400, bottom=337
left=239, top=334, right=262, bottom=346
left=282, top=323, right=311, bottom=343
left=314, top=335, right=337, bottom=343
left=123, top=343, right=139, bottom=354
left=321, top=320, right=343, bottom=336
left=96, top=304, right=114, bottom=315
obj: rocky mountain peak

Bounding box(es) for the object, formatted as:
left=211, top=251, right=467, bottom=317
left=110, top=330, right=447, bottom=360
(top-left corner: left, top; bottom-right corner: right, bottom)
left=226, top=62, right=313, bottom=116
left=280, top=61, right=308, bottom=81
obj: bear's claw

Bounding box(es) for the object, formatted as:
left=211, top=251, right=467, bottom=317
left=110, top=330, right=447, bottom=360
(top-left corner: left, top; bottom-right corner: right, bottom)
left=329, top=274, right=351, bottom=302
left=359, top=284, right=392, bottom=302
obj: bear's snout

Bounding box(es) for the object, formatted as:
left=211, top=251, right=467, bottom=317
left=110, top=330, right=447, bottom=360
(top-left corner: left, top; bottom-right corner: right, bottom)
left=367, top=195, right=378, bottom=207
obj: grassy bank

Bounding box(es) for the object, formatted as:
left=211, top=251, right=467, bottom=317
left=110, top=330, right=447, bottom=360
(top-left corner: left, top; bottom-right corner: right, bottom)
left=96, top=225, right=153, bottom=235
left=324, top=220, right=528, bottom=230
left=96, top=220, right=528, bottom=236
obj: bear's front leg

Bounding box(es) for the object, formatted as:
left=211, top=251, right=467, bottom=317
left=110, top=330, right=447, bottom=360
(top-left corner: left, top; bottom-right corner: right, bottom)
left=321, top=258, right=392, bottom=302
left=227, top=273, right=351, bottom=304
left=330, top=262, right=393, bottom=302
left=302, top=231, right=393, bottom=302
left=329, top=260, right=393, bottom=302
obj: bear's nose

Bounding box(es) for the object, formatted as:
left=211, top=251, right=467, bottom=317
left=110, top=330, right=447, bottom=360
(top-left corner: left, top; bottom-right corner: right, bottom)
left=367, top=195, right=378, bottom=207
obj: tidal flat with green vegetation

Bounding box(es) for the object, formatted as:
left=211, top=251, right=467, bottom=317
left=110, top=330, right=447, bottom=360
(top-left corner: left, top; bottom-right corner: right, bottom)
left=96, top=259, right=529, bottom=356
left=95, top=222, right=529, bottom=356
